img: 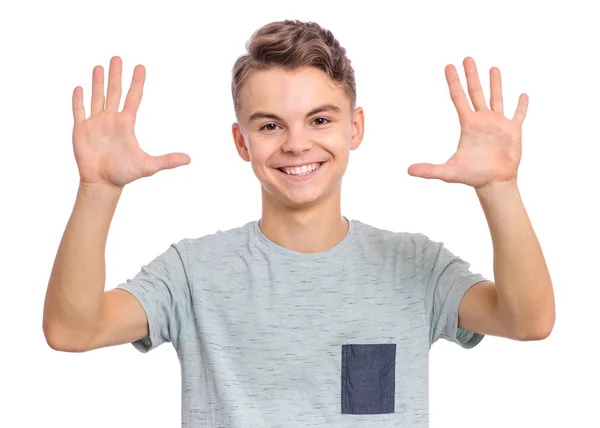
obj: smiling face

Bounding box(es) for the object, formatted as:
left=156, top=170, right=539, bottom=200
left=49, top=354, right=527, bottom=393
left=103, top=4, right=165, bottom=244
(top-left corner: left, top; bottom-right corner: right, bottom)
left=232, top=66, right=364, bottom=211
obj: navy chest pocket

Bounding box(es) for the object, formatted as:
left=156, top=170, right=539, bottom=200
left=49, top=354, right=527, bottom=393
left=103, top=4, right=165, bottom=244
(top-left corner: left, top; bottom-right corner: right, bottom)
left=341, top=344, right=396, bottom=414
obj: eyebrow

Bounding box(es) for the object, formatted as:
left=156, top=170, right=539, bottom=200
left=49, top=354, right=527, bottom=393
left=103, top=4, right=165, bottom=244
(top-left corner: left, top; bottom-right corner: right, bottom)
left=247, top=103, right=342, bottom=123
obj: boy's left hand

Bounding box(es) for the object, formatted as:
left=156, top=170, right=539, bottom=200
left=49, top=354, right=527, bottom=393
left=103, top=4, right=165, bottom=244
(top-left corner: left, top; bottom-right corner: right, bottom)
left=408, top=57, right=528, bottom=190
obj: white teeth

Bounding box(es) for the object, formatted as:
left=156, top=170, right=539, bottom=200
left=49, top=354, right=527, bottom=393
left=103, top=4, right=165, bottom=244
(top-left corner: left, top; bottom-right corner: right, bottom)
left=282, top=162, right=321, bottom=176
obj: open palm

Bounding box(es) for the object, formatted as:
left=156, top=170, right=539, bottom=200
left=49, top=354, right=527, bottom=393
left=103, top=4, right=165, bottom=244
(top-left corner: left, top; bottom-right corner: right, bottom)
left=408, top=57, right=528, bottom=189
left=71, top=56, right=190, bottom=188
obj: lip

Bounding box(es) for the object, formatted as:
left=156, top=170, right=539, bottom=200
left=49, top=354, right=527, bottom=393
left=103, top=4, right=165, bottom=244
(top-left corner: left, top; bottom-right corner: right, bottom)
left=274, top=161, right=327, bottom=183
left=276, top=162, right=325, bottom=169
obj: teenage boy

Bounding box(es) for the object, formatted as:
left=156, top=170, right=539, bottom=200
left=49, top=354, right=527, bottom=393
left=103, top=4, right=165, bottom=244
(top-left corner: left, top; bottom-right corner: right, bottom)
left=43, top=20, right=555, bottom=427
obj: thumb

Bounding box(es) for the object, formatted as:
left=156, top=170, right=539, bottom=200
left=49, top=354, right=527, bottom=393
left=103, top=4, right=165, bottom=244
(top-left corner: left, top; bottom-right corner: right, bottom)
left=407, top=163, right=454, bottom=181
left=142, top=152, right=191, bottom=177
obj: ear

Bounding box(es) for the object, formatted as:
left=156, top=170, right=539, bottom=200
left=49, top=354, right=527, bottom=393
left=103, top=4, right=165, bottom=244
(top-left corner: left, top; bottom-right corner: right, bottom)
left=350, top=107, right=365, bottom=151
left=232, top=122, right=251, bottom=162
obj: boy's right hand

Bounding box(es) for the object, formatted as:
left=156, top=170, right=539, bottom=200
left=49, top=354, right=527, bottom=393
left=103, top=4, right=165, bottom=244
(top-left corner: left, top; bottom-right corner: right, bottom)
left=71, top=56, right=190, bottom=189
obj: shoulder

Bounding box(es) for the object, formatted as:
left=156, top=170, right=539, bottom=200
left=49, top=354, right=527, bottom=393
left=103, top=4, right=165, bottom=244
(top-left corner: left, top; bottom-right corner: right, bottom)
left=351, top=219, right=434, bottom=252
left=181, top=220, right=255, bottom=258
left=349, top=219, right=446, bottom=268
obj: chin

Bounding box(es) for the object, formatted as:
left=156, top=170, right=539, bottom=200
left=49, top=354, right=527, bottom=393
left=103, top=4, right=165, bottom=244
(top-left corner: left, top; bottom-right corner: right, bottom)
left=269, top=184, right=340, bottom=211
left=283, top=193, right=327, bottom=210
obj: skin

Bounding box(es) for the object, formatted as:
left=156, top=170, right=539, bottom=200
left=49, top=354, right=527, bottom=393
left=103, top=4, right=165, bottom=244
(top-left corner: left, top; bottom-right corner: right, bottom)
left=43, top=55, right=554, bottom=353
left=409, top=58, right=555, bottom=340
left=43, top=57, right=188, bottom=352
left=231, top=66, right=364, bottom=253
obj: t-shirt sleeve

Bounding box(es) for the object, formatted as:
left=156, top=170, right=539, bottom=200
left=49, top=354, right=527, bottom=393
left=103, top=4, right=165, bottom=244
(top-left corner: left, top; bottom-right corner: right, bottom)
left=116, top=239, right=192, bottom=353
left=417, top=234, right=488, bottom=349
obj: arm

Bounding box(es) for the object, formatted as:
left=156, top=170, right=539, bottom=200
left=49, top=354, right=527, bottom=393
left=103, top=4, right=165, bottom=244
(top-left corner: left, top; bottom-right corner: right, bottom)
left=43, top=56, right=190, bottom=352
left=43, top=182, right=148, bottom=352
left=408, top=57, right=555, bottom=341
left=458, top=181, right=555, bottom=340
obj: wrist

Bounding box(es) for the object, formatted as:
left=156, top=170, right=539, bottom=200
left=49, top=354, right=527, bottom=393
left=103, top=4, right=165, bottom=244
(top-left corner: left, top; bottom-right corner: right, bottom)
left=475, top=178, right=519, bottom=198
left=77, top=180, right=123, bottom=204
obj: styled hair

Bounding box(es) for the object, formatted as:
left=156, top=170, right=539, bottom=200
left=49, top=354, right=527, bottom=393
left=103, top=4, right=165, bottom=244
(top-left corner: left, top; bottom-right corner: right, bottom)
left=231, top=20, right=356, bottom=119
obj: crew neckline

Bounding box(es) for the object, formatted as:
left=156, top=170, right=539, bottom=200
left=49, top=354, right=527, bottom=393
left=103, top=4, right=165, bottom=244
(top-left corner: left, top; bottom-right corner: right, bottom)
left=251, top=217, right=356, bottom=261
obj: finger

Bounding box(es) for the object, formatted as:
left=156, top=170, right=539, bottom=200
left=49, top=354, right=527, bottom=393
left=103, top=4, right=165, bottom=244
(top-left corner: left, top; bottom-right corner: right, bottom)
left=489, top=67, right=504, bottom=116
left=91, top=65, right=105, bottom=115
left=123, top=65, right=146, bottom=117
left=105, top=56, right=123, bottom=111
left=72, top=86, right=86, bottom=123
left=142, top=153, right=191, bottom=177
left=445, top=64, right=471, bottom=120
left=463, top=57, right=488, bottom=111
left=407, top=162, right=456, bottom=182
left=512, top=93, right=529, bottom=124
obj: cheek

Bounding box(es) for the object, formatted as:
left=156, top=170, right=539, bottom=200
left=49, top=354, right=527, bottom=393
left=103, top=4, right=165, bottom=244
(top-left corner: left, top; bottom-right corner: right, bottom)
left=246, top=140, right=275, bottom=169
left=321, top=130, right=352, bottom=154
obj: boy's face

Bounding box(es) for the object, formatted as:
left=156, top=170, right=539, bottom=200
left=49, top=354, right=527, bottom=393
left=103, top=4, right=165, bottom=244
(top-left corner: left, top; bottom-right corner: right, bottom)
left=232, top=66, right=364, bottom=210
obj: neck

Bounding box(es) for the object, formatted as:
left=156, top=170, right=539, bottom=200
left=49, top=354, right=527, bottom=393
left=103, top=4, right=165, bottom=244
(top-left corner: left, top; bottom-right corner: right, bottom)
left=259, top=188, right=348, bottom=254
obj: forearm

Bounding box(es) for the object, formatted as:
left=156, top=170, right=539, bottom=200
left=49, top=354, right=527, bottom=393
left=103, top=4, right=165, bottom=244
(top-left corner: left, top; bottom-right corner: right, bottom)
left=476, top=180, right=555, bottom=339
left=43, top=181, right=122, bottom=349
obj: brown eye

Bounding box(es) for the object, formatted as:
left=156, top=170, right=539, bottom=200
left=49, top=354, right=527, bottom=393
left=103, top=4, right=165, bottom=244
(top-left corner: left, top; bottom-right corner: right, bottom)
left=260, top=123, right=280, bottom=131
left=313, top=118, right=330, bottom=125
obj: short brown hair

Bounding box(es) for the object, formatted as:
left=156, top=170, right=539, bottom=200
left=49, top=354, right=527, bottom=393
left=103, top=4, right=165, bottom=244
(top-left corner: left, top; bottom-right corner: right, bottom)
left=231, top=20, right=357, bottom=119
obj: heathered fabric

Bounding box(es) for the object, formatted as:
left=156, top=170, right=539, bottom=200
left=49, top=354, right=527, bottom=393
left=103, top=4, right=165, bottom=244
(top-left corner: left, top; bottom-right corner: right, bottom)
left=117, top=219, right=487, bottom=427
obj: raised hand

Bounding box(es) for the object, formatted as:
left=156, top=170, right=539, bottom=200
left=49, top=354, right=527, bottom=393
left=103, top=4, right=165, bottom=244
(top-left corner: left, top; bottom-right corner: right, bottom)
left=71, top=56, right=190, bottom=188
left=408, top=57, right=528, bottom=190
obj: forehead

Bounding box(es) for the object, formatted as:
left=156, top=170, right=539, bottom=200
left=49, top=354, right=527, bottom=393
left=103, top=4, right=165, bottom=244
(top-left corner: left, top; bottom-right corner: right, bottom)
left=238, top=66, right=349, bottom=118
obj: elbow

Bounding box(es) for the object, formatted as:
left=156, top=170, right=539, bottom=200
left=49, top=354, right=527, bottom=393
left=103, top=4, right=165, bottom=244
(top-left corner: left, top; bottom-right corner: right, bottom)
left=43, top=321, right=92, bottom=353
left=43, top=319, right=62, bottom=351
left=514, top=325, right=553, bottom=341
left=512, top=315, right=555, bottom=341
left=44, top=335, right=69, bottom=352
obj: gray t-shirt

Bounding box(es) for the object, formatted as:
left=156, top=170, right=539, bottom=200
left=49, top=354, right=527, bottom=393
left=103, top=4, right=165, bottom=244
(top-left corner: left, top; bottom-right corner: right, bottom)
left=117, top=219, right=487, bottom=427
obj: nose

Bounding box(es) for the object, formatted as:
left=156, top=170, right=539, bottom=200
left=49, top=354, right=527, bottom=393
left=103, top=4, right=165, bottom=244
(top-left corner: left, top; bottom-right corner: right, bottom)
left=280, top=126, right=314, bottom=154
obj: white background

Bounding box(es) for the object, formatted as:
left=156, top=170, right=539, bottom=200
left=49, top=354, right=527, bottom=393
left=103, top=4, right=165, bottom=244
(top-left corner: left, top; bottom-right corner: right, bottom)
left=1, top=0, right=598, bottom=427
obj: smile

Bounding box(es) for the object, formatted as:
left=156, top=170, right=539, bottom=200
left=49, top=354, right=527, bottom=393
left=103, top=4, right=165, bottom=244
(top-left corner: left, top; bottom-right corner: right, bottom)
left=277, top=162, right=323, bottom=176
